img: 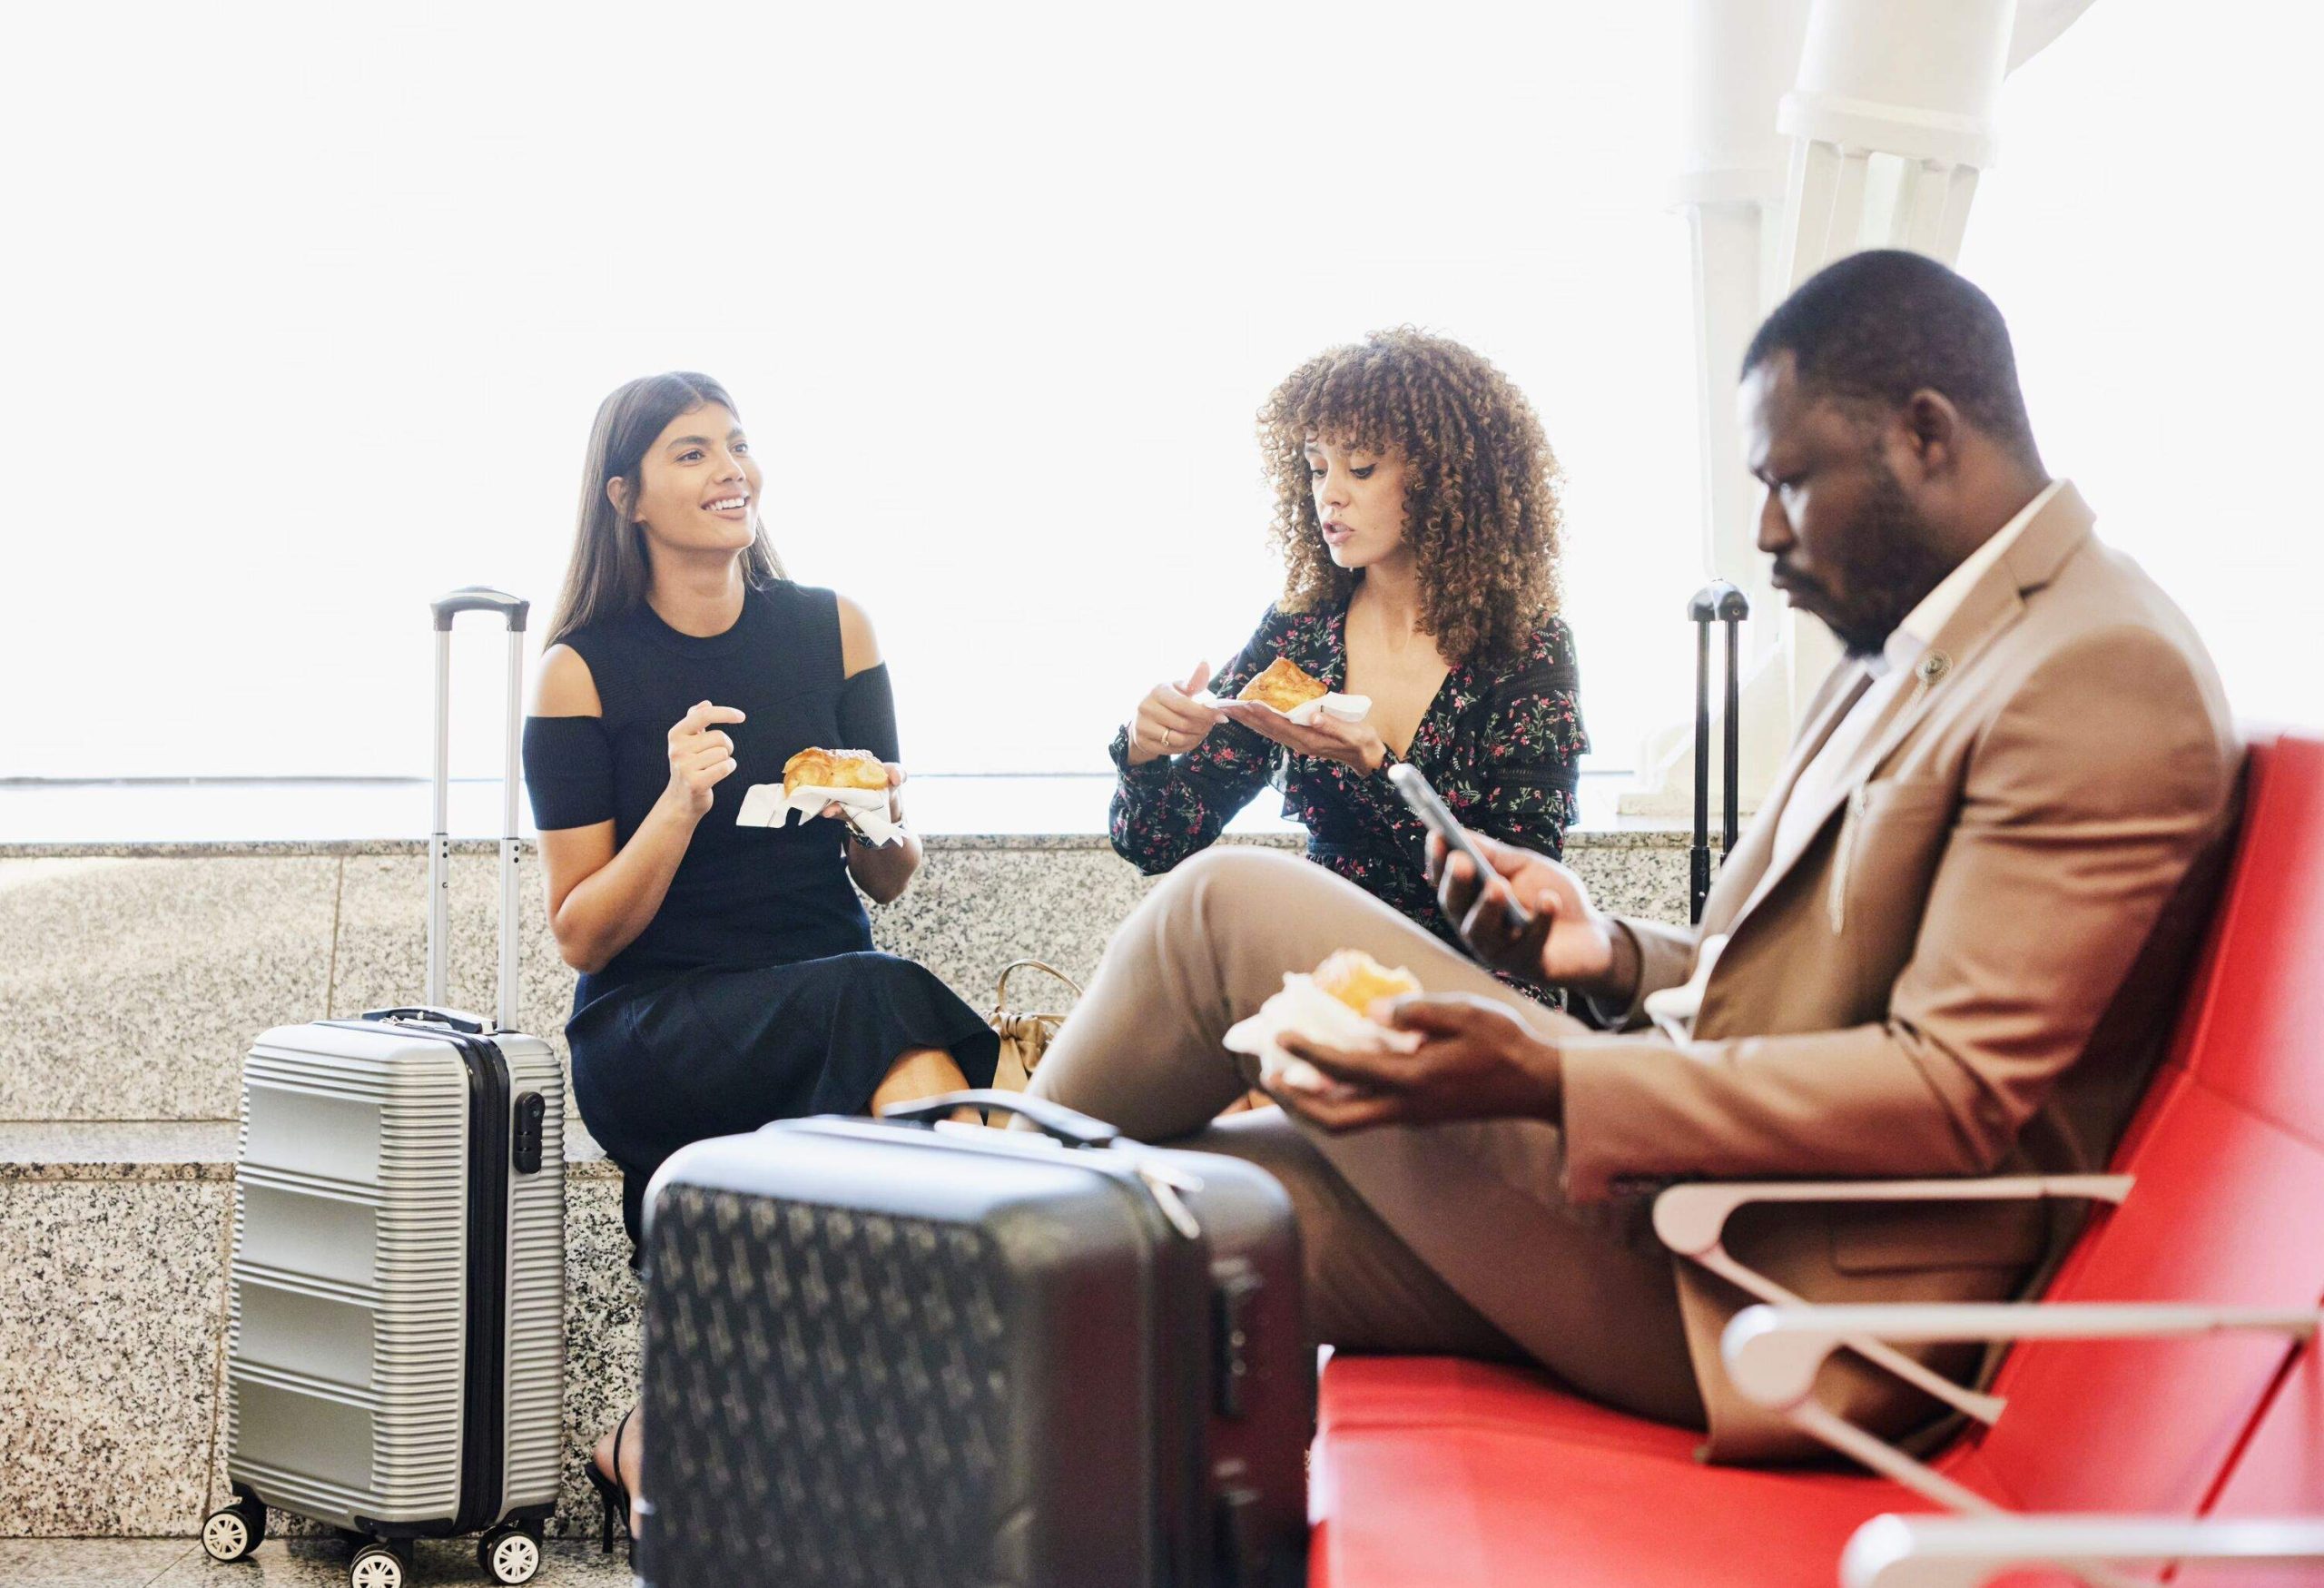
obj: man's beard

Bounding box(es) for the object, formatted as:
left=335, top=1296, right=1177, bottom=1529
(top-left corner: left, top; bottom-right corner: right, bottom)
left=1797, top=464, right=1956, bottom=659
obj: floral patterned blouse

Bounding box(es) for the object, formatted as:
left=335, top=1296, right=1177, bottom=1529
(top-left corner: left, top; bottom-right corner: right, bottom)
left=1108, top=602, right=1586, bottom=1001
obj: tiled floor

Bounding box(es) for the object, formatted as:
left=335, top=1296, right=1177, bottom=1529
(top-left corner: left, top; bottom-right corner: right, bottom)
left=0, top=1538, right=635, bottom=1587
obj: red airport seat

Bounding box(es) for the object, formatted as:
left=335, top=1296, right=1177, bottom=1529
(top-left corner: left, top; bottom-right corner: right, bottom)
left=1309, top=730, right=2324, bottom=1588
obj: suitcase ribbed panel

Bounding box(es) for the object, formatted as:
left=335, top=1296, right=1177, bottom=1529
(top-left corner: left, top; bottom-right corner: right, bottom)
left=641, top=1182, right=1015, bottom=1587
left=497, top=1034, right=566, bottom=1518
left=223, top=1022, right=566, bottom=1534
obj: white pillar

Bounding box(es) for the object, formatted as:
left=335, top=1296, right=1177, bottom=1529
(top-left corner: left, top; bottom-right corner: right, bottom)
left=1777, top=0, right=2012, bottom=291
left=1625, top=0, right=2058, bottom=820
left=1622, top=0, right=1811, bottom=819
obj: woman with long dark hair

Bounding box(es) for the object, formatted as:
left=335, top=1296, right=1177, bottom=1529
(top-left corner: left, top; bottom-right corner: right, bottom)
left=523, top=371, right=997, bottom=1551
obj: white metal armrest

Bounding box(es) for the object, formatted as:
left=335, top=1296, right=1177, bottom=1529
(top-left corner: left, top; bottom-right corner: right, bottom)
left=1728, top=1303, right=2319, bottom=1588
left=1721, top=1303, right=2319, bottom=1515
left=1841, top=1513, right=2324, bottom=1588
left=1728, top=1303, right=2318, bottom=1412
left=1652, top=1175, right=2133, bottom=1426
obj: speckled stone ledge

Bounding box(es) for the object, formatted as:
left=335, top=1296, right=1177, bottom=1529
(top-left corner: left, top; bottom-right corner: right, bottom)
left=0, top=834, right=1698, bottom=1535
left=0, top=1119, right=621, bottom=1182
left=2, top=837, right=1698, bottom=1123
left=0, top=825, right=1689, bottom=859
left=0, top=1122, right=240, bottom=1181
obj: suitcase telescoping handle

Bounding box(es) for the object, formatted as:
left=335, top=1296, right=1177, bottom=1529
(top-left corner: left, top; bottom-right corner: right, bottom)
left=426, top=585, right=531, bottom=1032
left=881, top=1089, right=1122, bottom=1149
left=1687, top=580, right=1749, bottom=926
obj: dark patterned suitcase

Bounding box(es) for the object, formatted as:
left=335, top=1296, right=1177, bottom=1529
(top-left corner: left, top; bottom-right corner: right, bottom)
left=633, top=1091, right=1311, bottom=1588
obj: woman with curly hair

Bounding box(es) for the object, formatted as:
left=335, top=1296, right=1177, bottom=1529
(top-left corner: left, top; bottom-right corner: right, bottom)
left=1111, top=327, right=1586, bottom=986
left=1028, top=331, right=1616, bottom=1369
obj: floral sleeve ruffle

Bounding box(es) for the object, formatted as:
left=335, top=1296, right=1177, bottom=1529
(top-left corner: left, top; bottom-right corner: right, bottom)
left=1462, top=624, right=1587, bottom=858
left=1106, top=609, right=1285, bottom=874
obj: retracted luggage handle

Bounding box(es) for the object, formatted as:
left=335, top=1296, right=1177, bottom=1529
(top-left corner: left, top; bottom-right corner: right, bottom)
left=427, top=586, right=529, bottom=1031
left=1688, top=580, right=1749, bottom=926
left=361, top=1005, right=486, bottom=1033
left=879, top=1090, right=1207, bottom=1238
left=431, top=586, right=531, bottom=631
left=881, top=1089, right=1121, bottom=1149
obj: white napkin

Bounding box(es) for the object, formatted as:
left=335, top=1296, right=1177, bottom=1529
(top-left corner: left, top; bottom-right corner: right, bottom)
left=1194, top=688, right=1373, bottom=727
left=1224, top=972, right=1421, bottom=1092
left=1642, top=932, right=1728, bottom=1043
left=734, top=782, right=906, bottom=846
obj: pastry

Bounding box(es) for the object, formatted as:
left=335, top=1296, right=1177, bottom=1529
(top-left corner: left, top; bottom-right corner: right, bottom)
left=1311, top=949, right=1421, bottom=1017
left=782, top=747, right=889, bottom=797
left=1238, top=656, right=1330, bottom=715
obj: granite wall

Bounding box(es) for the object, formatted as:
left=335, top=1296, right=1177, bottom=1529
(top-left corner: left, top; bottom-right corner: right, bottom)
left=0, top=830, right=1691, bottom=1537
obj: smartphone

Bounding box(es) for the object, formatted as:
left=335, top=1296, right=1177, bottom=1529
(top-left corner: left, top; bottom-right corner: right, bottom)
left=1386, top=763, right=1533, bottom=929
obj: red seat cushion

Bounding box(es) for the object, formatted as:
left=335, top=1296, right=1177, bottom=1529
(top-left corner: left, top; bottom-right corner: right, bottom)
left=1310, top=1357, right=1937, bottom=1588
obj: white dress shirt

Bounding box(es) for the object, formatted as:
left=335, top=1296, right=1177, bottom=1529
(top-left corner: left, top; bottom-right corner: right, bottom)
left=1768, top=478, right=2063, bottom=865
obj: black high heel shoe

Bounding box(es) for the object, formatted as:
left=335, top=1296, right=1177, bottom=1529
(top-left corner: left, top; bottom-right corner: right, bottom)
left=580, top=1408, right=637, bottom=1557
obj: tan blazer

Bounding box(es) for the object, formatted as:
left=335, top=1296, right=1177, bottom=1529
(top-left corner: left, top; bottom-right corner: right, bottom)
left=1561, top=483, right=2241, bottom=1458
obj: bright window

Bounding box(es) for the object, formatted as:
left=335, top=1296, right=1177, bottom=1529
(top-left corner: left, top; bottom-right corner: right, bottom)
left=9, top=5, right=2309, bottom=807
left=1960, top=4, right=2324, bottom=728
left=0, top=5, right=1697, bottom=791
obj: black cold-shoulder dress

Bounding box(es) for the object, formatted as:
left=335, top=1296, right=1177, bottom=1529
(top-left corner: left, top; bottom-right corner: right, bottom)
left=523, top=580, right=997, bottom=1254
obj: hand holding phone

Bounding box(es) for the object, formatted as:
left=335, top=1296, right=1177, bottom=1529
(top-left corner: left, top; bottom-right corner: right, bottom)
left=1387, top=764, right=1533, bottom=931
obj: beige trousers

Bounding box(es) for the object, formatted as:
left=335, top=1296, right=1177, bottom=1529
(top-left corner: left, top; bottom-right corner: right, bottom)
left=1025, top=847, right=1706, bottom=1429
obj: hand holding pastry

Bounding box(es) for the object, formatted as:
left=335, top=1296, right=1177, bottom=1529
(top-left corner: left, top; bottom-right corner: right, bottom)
left=1275, top=991, right=1565, bottom=1134
left=1215, top=698, right=1387, bottom=774
left=822, top=762, right=906, bottom=828
left=1126, top=661, right=1224, bottom=767
left=1222, top=948, right=1420, bottom=1101
left=1209, top=655, right=1386, bottom=773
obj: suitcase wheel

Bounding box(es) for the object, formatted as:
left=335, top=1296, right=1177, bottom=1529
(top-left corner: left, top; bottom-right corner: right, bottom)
left=199, top=1498, right=265, bottom=1562
left=478, top=1523, right=543, bottom=1584
left=348, top=1541, right=409, bottom=1588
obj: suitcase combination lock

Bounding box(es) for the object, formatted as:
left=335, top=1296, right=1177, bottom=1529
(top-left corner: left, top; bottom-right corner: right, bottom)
left=1211, top=1265, right=1264, bottom=1417
left=511, top=1091, right=547, bottom=1175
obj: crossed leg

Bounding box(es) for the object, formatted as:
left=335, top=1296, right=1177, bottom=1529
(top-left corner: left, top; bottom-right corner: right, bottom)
left=1028, top=846, right=1705, bottom=1428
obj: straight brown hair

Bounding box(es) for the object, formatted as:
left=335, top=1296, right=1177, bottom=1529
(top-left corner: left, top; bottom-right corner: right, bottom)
left=545, top=371, right=784, bottom=647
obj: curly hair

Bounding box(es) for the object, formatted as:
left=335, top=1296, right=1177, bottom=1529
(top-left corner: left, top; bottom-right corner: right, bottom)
left=1259, top=327, right=1564, bottom=666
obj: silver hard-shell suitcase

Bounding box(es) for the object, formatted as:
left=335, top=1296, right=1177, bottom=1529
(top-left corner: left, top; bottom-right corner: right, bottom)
left=202, top=589, right=566, bottom=1588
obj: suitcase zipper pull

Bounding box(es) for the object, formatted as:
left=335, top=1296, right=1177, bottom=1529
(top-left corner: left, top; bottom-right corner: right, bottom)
left=1132, top=1157, right=1206, bottom=1241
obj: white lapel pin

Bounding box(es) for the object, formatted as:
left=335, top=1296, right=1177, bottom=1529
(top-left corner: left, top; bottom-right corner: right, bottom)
left=1915, top=650, right=1952, bottom=686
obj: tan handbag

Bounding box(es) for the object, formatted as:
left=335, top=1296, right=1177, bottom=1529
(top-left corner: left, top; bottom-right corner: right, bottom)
left=988, top=958, right=1082, bottom=1092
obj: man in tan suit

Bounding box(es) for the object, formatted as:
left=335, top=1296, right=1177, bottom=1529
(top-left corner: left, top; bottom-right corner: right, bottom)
left=1027, top=251, right=2240, bottom=1460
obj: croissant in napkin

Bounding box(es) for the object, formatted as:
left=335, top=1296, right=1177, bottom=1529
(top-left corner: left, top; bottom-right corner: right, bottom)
left=1312, top=949, right=1423, bottom=1015
left=1224, top=949, right=1423, bottom=1091
left=782, top=747, right=889, bottom=797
